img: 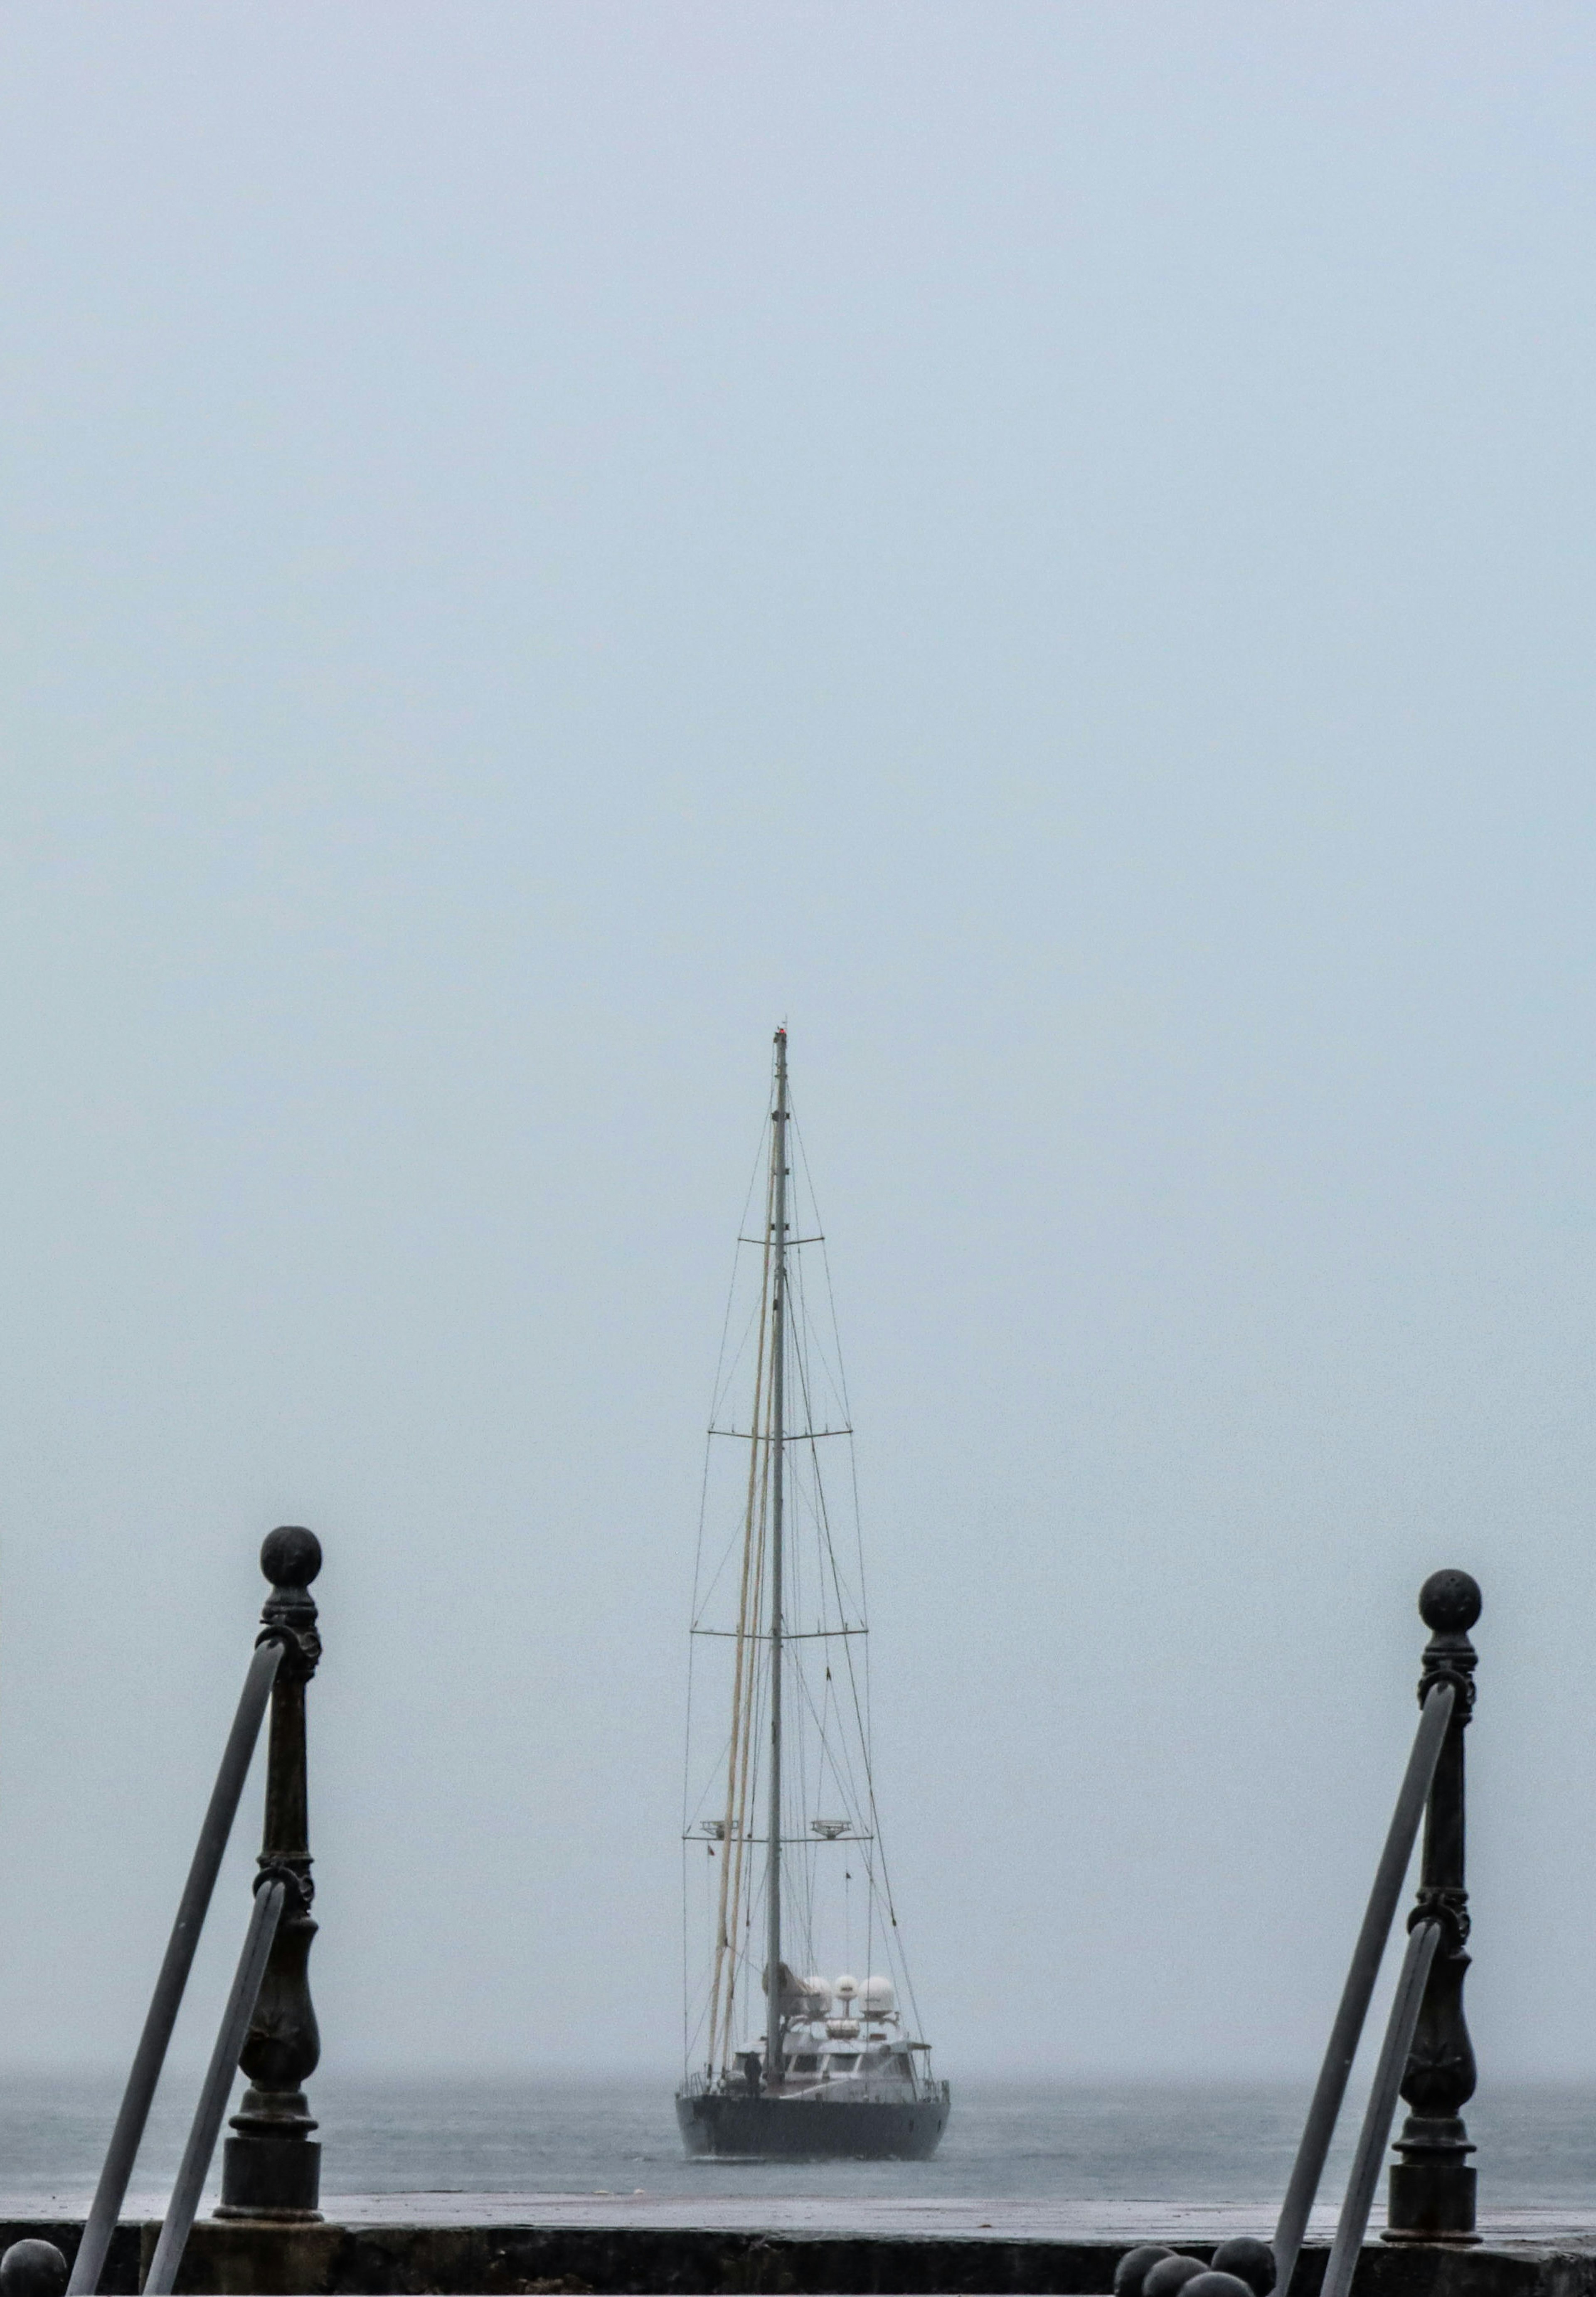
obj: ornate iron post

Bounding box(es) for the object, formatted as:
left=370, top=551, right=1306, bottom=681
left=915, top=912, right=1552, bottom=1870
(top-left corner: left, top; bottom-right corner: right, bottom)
left=217, top=1527, right=324, bottom=2222
left=1384, top=1567, right=1481, bottom=2244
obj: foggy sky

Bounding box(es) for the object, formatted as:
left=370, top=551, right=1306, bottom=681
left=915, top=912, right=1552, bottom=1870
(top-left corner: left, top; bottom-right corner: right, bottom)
left=1, top=3, right=1594, bottom=2090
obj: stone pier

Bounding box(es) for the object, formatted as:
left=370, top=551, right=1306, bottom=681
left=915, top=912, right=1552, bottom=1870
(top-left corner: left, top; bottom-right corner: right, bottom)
left=7, top=2198, right=1596, bottom=2296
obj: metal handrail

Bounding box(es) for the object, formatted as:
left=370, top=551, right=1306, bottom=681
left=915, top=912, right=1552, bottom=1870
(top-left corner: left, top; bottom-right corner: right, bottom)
left=68, top=1634, right=286, bottom=2297
left=143, top=1877, right=289, bottom=2296
left=1271, top=1677, right=1455, bottom=2297
left=1318, top=1918, right=1443, bottom=2297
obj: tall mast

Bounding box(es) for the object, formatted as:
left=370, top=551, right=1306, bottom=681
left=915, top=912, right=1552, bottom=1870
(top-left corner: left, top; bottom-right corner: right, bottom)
left=765, top=1026, right=789, bottom=2081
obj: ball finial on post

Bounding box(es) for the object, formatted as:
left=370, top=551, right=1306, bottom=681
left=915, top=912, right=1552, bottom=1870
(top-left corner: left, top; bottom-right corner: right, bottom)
left=1384, top=1567, right=1481, bottom=2245
left=260, top=1526, right=322, bottom=1590
left=1419, top=1570, right=1481, bottom=1637
left=217, top=1528, right=325, bottom=2222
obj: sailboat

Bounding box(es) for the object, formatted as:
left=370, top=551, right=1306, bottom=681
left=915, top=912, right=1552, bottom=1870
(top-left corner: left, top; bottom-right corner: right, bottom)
left=676, top=1029, right=950, bottom=2160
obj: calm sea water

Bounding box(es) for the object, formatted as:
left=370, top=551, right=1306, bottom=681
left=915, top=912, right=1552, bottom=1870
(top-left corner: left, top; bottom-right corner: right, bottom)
left=0, top=2076, right=1593, bottom=2211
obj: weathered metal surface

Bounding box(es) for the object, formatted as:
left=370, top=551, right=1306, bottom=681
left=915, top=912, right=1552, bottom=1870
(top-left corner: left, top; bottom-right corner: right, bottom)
left=69, top=1637, right=286, bottom=2297
left=1272, top=1674, right=1455, bottom=2297
left=1321, top=1919, right=1441, bottom=2297
left=148, top=1880, right=289, bottom=2293
left=218, top=1529, right=325, bottom=2226
left=1387, top=1571, right=1483, bottom=2247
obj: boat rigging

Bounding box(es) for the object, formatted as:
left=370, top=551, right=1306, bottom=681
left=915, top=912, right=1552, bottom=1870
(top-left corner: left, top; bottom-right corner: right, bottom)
left=675, top=1028, right=949, bottom=2160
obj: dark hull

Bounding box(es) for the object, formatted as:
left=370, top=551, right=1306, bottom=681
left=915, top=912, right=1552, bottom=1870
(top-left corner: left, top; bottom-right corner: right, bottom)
left=676, top=2087, right=949, bottom=2160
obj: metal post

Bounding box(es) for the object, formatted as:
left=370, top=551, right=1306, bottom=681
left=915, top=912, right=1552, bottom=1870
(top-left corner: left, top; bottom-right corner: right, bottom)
left=145, top=1878, right=288, bottom=2295
left=217, top=1526, right=325, bottom=2222
left=1271, top=1675, right=1454, bottom=2297
left=1385, top=1569, right=1482, bottom=2244
left=68, top=1634, right=286, bottom=2297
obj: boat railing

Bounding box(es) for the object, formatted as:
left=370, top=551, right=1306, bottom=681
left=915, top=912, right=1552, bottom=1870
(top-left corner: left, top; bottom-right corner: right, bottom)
left=680, top=2063, right=946, bottom=2106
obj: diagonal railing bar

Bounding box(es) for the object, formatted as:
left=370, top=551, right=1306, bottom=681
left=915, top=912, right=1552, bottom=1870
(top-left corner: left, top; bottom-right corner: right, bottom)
left=143, top=1876, right=289, bottom=2297
left=68, top=1633, right=288, bottom=2297
left=1318, top=1919, right=1443, bottom=2297
left=1271, top=1677, right=1455, bottom=2297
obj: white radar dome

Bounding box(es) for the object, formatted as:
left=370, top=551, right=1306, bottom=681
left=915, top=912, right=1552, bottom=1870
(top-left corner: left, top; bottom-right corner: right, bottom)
left=800, top=1976, right=833, bottom=2017
left=833, top=1973, right=858, bottom=2000
left=860, top=1975, right=896, bottom=2016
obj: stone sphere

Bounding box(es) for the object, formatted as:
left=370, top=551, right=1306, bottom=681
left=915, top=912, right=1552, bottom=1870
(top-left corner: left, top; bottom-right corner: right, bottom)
left=1143, top=2257, right=1209, bottom=2297
left=0, top=2242, right=68, bottom=2297
left=1114, top=2247, right=1175, bottom=2297
left=1210, top=2238, right=1276, bottom=2297
left=1419, top=1568, right=1481, bottom=1634
left=261, top=1525, right=322, bottom=1589
left=1182, top=2277, right=1256, bottom=2297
